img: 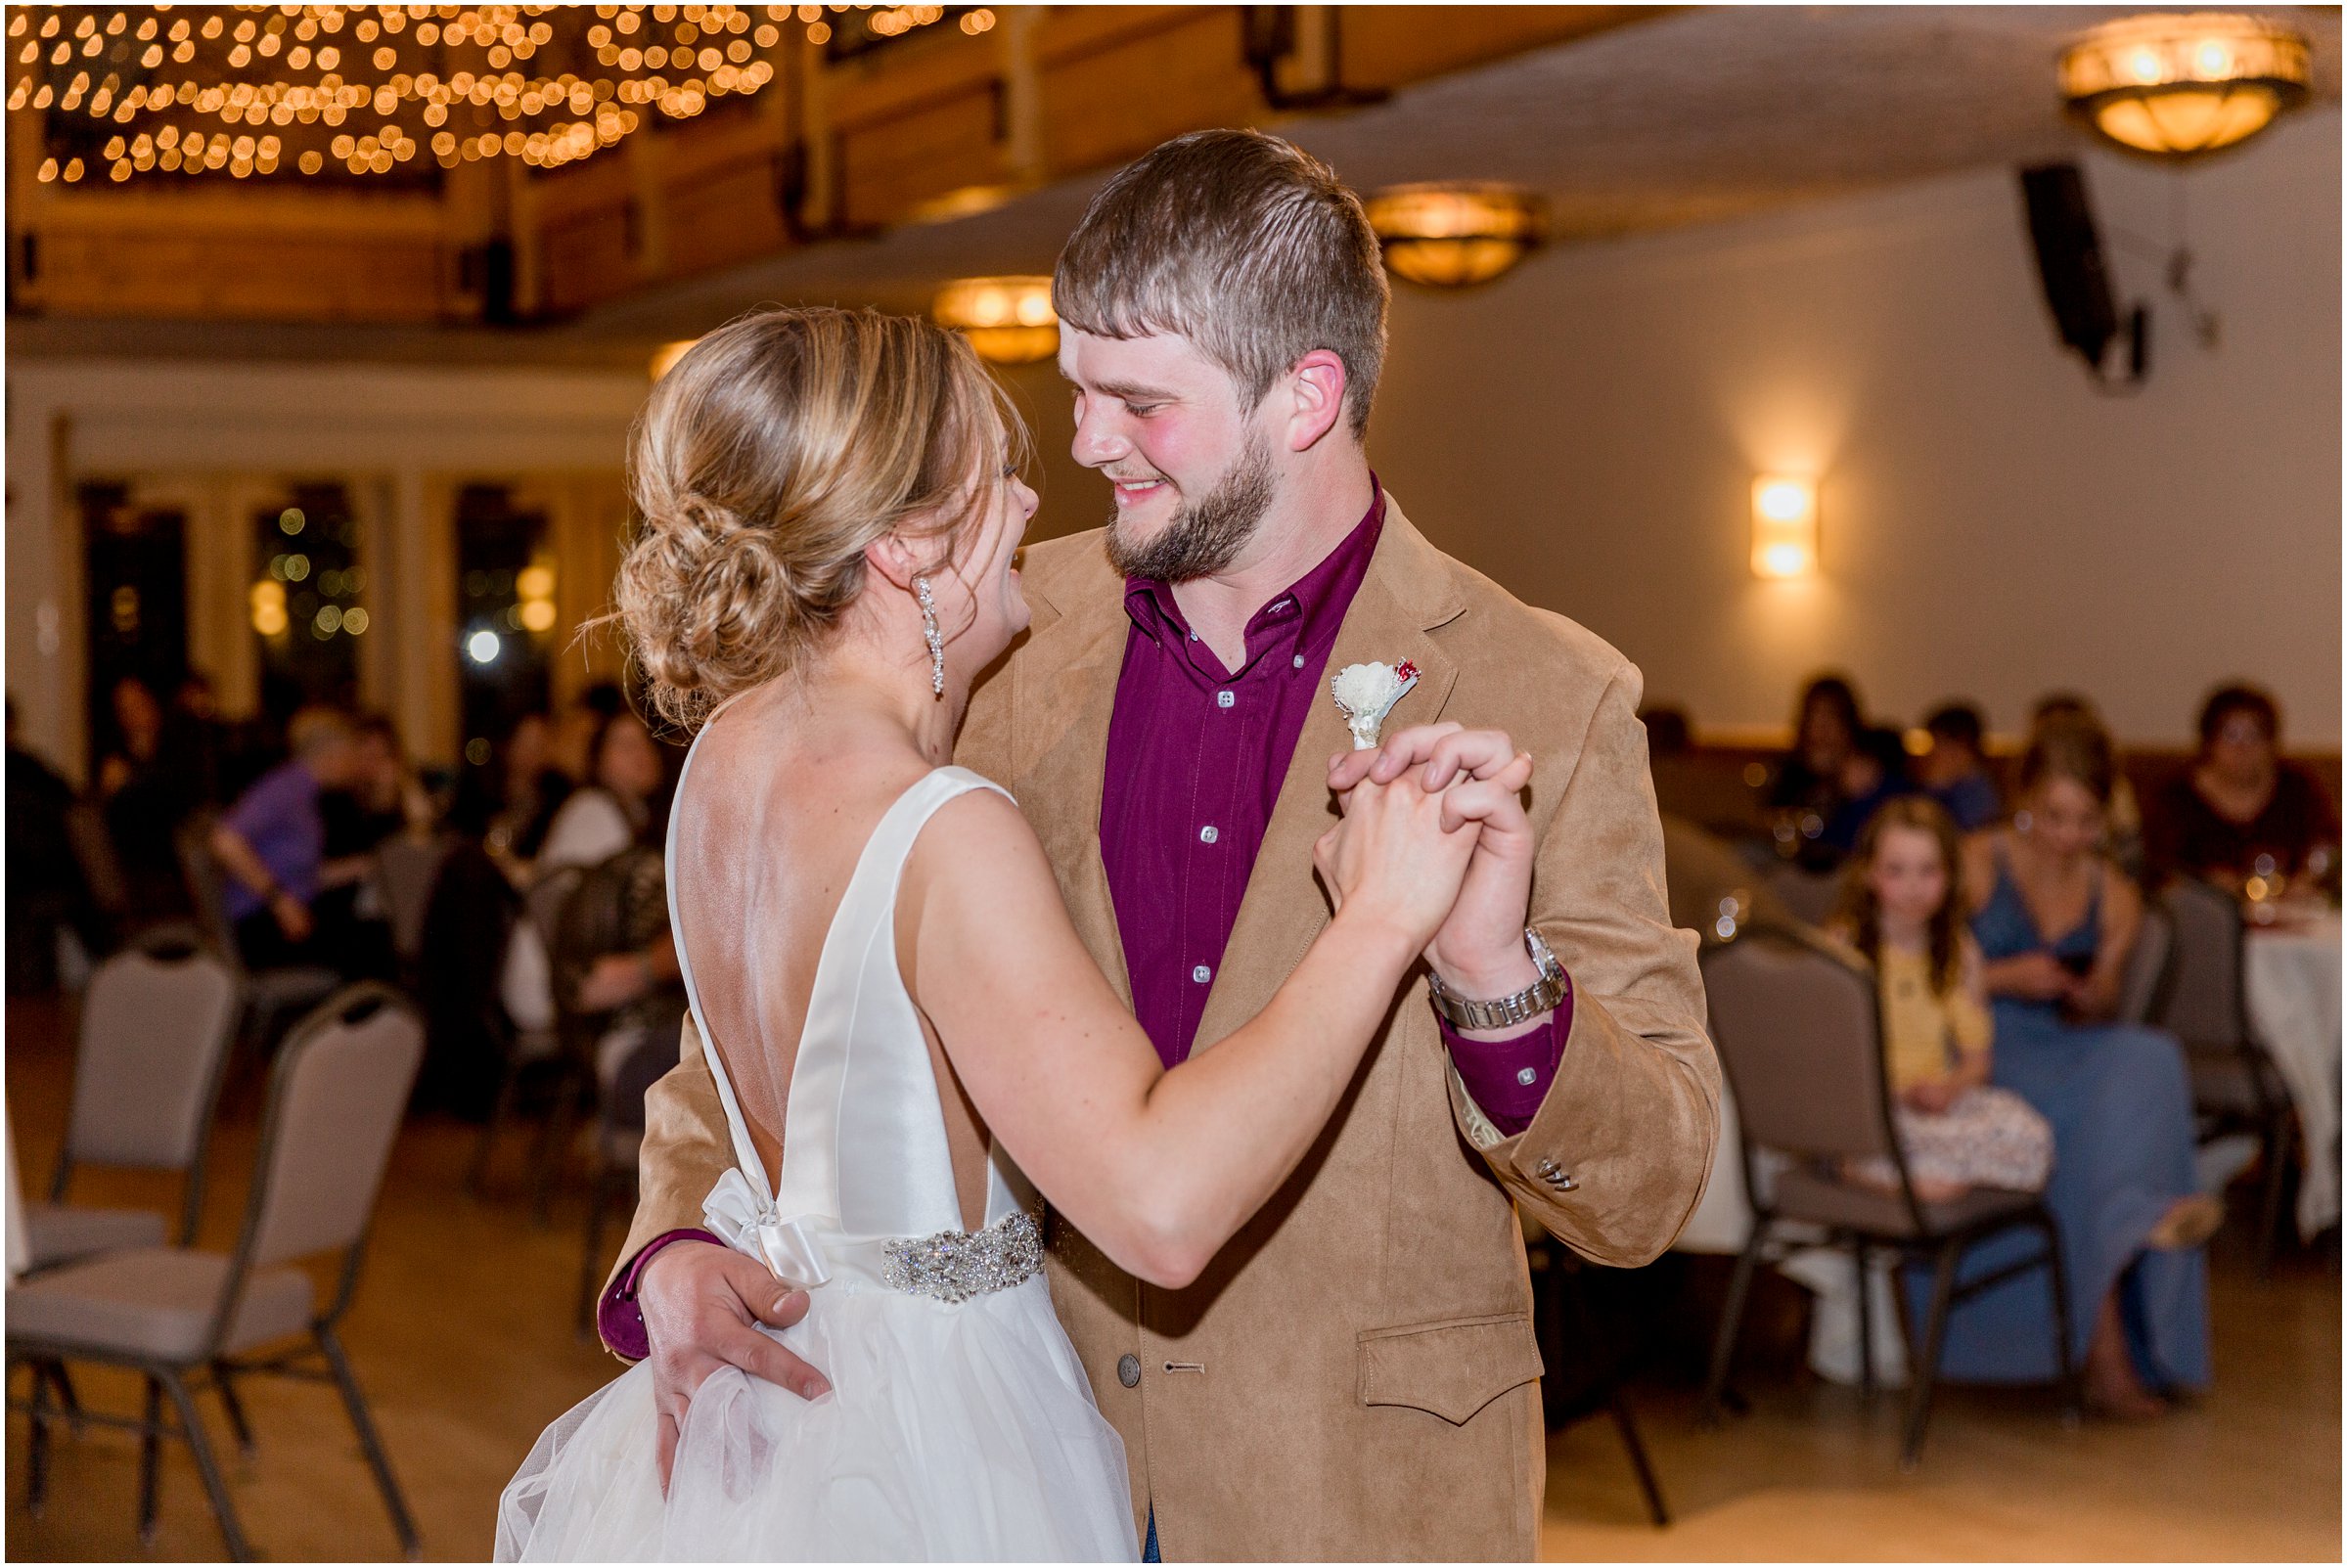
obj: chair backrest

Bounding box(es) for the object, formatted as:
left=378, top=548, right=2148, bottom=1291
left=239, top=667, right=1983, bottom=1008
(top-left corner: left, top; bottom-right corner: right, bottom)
left=375, top=836, right=450, bottom=964
left=1764, top=861, right=1843, bottom=927
left=2118, top=899, right=2176, bottom=1025
left=524, top=863, right=586, bottom=953
left=67, top=942, right=241, bottom=1172
left=243, top=984, right=424, bottom=1271
left=2155, top=877, right=2248, bottom=1053
left=1700, top=931, right=1896, bottom=1163
left=173, top=817, right=244, bottom=972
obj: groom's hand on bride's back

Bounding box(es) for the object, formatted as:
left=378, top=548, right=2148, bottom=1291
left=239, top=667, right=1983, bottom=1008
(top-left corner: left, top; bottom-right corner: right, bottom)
left=639, top=1240, right=829, bottom=1487
left=1331, top=725, right=1540, bottom=1001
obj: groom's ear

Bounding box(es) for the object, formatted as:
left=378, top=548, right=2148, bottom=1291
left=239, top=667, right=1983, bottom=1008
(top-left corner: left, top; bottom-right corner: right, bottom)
left=1281, top=348, right=1350, bottom=454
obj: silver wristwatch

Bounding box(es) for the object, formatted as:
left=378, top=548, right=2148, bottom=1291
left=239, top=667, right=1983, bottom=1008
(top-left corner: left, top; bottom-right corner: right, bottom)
left=1426, top=928, right=1567, bottom=1031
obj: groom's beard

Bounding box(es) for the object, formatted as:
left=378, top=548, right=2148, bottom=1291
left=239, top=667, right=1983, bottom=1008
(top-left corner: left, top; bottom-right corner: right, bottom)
left=1103, top=432, right=1277, bottom=584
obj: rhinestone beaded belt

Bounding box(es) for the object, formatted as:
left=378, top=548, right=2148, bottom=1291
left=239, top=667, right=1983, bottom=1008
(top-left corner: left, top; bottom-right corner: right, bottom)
left=880, top=1209, right=1045, bottom=1304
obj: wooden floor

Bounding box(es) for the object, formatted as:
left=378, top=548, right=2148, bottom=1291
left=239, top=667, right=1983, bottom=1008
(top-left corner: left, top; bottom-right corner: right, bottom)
left=7, top=993, right=2339, bottom=1562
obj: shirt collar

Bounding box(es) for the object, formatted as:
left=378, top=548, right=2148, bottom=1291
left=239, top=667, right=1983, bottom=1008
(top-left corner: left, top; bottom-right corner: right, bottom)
left=1122, top=477, right=1387, bottom=662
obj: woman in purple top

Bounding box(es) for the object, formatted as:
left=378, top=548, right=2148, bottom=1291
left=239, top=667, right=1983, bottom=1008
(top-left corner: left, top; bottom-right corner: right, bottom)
left=209, top=705, right=366, bottom=971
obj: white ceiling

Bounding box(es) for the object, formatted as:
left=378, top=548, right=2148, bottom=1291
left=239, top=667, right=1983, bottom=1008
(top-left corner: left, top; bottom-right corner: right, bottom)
left=19, top=4, right=2339, bottom=366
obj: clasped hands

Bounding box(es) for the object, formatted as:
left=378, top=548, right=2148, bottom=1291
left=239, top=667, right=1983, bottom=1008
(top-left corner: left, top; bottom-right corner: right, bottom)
left=1326, top=723, right=1544, bottom=1015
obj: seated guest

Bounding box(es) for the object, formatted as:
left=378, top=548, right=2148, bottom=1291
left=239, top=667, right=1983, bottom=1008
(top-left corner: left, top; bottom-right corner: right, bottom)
left=2145, top=683, right=2338, bottom=893
left=209, top=706, right=368, bottom=974
left=1826, top=797, right=2050, bottom=1201
left=2029, top=692, right=2143, bottom=876
left=7, top=697, right=112, bottom=989
left=1771, top=674, right=1899, bottom=869
left=313, top=714, right=429, bottom=980
left=1917, top=701, right=2003, bottom=831
left=96, top=675, right=203, bottom=909
left=536, top=707, right=666, bottom=873
left=1942, top=715, right=2218, bottom=1418
left=494, top=712, right=575, bottom=870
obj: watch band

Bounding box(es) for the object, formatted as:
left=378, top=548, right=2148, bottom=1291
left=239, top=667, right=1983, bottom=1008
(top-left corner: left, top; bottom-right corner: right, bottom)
left=1426, top=928, right=1567, bottom=1031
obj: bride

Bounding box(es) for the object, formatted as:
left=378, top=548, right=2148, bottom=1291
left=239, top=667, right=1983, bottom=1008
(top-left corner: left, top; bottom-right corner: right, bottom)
left=496, top=307, right=1524, bottom=1561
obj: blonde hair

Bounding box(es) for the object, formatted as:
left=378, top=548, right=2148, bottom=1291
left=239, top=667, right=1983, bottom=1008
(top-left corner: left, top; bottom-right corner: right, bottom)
left=1834, top=795, right=1966, bottom=997
left=614, top=307, right=1025, bottom=728
left=1053, top=129, right=1388, bottom=438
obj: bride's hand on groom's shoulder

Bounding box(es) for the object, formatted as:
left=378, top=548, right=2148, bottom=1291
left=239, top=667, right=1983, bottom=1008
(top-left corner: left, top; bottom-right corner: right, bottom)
left=1329, top=725, right=1538, bottom=998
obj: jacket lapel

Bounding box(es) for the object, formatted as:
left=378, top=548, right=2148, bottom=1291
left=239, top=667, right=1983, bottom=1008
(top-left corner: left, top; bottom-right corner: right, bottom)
left=1009, top=579, right=1133, bottom=1006
left=1191, top=501, right=1467, bottom=1051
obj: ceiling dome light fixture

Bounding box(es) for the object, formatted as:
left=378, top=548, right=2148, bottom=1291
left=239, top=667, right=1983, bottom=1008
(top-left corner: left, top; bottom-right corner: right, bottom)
left=931, top=276, right=1059, bottom=365
left=1363, top=183, right=1544, bottom=289
left=2058, top=12, right=2312, bottom=159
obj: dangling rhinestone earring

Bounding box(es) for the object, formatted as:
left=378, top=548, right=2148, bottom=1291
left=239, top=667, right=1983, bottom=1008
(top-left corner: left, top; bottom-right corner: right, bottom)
left=914, top=575, right=945, bottom=697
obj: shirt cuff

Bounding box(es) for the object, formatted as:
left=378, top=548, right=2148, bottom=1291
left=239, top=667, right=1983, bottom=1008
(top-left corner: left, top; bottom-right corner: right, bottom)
left=597, top=1227, right=723, bottom=1361
left=1437, top=971, right=1571, bottom=1138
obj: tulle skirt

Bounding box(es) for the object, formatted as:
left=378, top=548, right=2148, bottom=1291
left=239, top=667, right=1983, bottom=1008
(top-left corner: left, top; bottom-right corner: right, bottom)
left=497, top=1276, right=1138, bottom=1562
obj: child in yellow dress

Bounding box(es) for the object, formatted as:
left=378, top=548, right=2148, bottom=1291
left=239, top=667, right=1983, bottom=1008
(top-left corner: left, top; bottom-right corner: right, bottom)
left=1830, top=796, right=2053, bottom=1199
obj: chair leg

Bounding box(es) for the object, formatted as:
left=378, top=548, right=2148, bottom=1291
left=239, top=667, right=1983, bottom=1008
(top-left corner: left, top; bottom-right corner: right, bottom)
left=577, top=1167, right=613, bottom=1341
left=316, top=1324, right=422, bottom=1559
left=531, top=1064, right=585, bottom=1227
left=2254, top=1116, right=2292, bottom=1279
left=1700, top=1224, right=1767, bottom=1425
left=1900, top=1240, right=1962, bottom=1471
left=49, top=1361, right=85, bottom=1436
left=25, top=1358, right=53, bottom=1517
left=1854, top=1239, right=1876, bottom=1402
left=138, top=1375, right=164, bottom=1544
left=212, top=1361, right=257, bottom=1458
left=470, top=1054, right=522, bottom=1196
left=160, top=1366, right=253, bottom=1562
left=1608, top=1390, right=1671, bottom=1527
left=2040, top=1215, right=2082, bottom=1426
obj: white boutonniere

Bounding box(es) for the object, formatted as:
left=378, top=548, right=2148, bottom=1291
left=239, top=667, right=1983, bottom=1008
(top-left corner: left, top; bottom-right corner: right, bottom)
left=1331, top=659, right=1422, bottom=750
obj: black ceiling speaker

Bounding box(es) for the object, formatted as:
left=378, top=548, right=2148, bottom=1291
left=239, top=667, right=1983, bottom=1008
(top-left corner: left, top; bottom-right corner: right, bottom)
left=2019, top=162, right=2147, bottom=386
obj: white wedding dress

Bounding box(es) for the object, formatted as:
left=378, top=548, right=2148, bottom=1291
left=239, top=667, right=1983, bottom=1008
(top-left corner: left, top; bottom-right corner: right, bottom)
left=497, top=761, right=1138, bottom=1562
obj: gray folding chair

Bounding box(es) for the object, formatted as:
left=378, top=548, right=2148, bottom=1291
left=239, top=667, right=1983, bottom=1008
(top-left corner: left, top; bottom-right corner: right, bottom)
left=25, top=935, right=241, bottom=1273
left=2118, top=898, right=2176, bottom=1025
left=373, top=834, right=452, bottom=976
left=8, top=984, right=426, bottom=1561
left=2156, top=875, right=2295, bottom=1276
left=1697, top=930, right=2079, bottom=1468
left=174, top=818, right=340, bottom=1055
left=470, top=862, right=586, bottom=1196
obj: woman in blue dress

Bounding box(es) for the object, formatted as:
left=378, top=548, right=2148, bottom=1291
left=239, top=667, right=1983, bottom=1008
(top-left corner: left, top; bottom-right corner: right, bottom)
left=1938, top=716, right=2220, bottom=1417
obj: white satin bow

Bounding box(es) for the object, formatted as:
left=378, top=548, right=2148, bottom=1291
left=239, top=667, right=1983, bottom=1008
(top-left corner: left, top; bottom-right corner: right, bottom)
left=701, top=1167, right=833, bottom=1289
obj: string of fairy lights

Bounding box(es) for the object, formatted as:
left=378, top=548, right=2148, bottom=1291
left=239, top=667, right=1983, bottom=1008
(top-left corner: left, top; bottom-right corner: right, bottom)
left=12, top=4, right=994, bottom=187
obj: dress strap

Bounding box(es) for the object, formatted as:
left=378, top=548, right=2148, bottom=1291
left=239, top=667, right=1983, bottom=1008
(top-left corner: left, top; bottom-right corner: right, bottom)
left=666, top=738, right=1015, bottom=1272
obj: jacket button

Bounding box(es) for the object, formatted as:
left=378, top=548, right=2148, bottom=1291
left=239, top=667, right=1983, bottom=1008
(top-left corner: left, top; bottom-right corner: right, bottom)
left=1534, top=1157, right=1561, bottom=1180
left=1117, top=1353, right=1141, bottom=1388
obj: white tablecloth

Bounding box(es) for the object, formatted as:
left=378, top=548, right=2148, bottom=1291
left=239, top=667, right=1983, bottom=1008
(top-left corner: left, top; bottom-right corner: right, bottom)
left=2245, top=917, right=2343, bottom=1237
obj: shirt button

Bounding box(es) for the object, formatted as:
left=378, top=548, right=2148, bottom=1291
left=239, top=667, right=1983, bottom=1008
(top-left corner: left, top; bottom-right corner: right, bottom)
left=1216, top=691, right=1235, bottom=709
left=1199, top=825, right=1219, bottom=844
left=1292, top=654, right=1305, bottom=669
left=1117, top=1354, right=1142, bottom=1388
left=1192, top=964, right=1212, bottom=984
left=1516, top=1066, right=1539, bottom=1087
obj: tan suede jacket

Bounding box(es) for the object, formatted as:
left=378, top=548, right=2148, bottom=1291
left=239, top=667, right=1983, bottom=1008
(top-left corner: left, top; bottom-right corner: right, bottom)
left=609, top=497, right=1719, bottom=1560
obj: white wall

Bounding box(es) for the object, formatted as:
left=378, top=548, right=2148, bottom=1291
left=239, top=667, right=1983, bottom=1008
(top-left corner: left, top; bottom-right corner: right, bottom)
left=1366, top=109, right=2342, bottom=748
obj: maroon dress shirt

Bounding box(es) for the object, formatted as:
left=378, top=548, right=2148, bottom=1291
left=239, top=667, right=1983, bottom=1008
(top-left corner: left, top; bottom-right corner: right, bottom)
left=599, top=487, right=1566, bottom=1357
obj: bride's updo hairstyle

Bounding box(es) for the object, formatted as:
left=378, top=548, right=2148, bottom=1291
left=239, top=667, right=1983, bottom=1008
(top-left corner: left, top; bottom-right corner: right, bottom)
left=616, top=305, right=1024, bottom=728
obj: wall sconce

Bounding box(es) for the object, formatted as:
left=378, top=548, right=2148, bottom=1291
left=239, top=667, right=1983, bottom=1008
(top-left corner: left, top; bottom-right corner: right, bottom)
left=932, top=276, right=1060, bottom=365
left=1750, top=474, right=1819, bottom=579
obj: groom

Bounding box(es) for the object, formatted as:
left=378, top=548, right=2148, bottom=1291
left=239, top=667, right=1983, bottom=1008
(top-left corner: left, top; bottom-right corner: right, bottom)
left=601, top=129, right=1719, bottom=1560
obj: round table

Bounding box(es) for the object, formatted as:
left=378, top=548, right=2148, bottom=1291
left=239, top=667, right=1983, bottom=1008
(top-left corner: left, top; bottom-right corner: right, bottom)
left=2245, top=915, right=2343, bottom=1238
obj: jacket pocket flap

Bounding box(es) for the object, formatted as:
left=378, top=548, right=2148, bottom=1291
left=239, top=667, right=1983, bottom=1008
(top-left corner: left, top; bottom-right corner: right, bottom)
left=1357, top=1313, right=1543, bottom=1426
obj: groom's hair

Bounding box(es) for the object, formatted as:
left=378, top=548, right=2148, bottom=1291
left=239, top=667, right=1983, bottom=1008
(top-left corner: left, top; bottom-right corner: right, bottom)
left=1054, top=129, right=1388, bottom=440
